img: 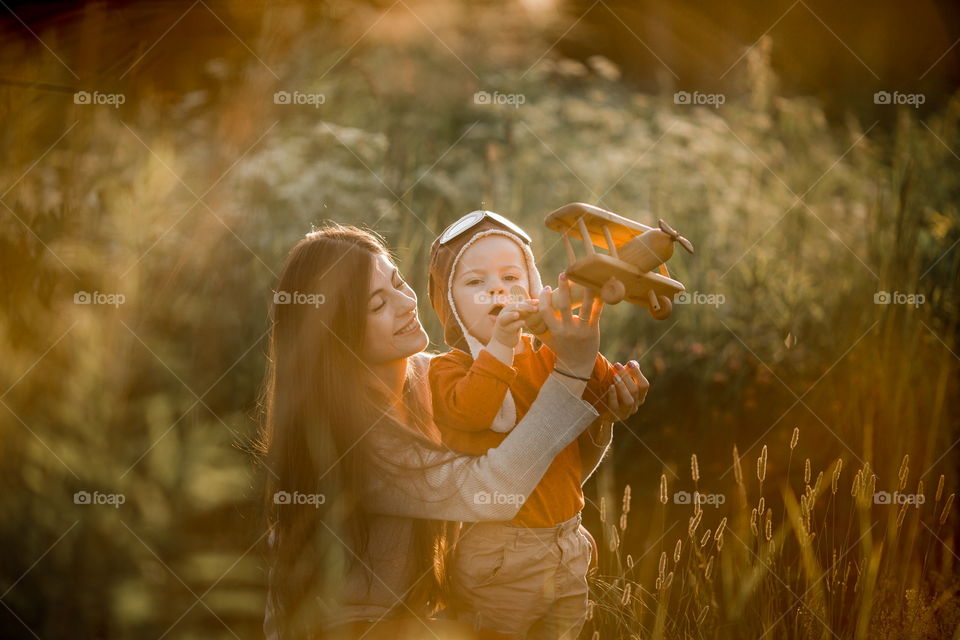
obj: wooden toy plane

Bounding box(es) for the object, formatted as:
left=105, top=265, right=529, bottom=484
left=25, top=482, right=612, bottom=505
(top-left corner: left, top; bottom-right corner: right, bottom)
left=544, top=202, right=692, bottom=320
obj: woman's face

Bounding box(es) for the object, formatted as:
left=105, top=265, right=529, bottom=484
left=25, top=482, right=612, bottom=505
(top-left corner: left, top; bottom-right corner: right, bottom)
left=361, top=253, right=429, bottom=365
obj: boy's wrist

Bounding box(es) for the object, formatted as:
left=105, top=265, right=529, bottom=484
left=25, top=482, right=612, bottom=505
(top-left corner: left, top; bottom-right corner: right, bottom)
left=484, top=338, right=514, bottom=366
left=493, top=330, right=517, bottom=348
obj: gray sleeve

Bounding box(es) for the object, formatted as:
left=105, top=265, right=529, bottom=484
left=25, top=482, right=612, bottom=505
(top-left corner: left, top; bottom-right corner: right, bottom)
left=364, top=374, right=599, bottom=521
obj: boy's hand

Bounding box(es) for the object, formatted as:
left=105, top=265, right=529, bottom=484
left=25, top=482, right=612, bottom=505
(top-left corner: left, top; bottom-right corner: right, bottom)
left=485, top=299, right=538, bottom=366
left=492, top=300, right=539, bottom=348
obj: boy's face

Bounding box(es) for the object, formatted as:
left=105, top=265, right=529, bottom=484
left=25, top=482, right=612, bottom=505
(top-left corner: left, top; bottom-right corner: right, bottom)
left=451, top=234, right=530, bottom=346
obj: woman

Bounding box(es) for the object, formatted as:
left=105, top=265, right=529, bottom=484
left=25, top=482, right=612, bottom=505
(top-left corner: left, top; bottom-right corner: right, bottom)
left=258, top=224, right=647, bottom=639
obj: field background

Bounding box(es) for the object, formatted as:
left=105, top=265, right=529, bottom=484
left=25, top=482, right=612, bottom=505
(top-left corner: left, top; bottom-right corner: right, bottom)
left=1, top=1, right=958, bottom=638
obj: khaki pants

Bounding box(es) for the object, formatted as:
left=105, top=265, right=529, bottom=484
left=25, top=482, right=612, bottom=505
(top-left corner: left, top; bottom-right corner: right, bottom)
left=450, top=513, right=592, bottom=640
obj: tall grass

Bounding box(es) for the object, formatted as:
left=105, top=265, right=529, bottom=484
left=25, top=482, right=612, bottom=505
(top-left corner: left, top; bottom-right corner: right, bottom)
left=585, top=443, right=957, bottom=639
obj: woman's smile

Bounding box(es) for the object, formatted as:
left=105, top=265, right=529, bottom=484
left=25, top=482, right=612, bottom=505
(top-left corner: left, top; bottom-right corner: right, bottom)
left=394, top=314, right=421, bottom=336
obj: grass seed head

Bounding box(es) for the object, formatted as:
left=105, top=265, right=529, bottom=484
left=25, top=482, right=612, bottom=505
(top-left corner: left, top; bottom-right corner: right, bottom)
left=941, top=494, right=955, bottom=525
left=757, top=445, right=768, bottom=482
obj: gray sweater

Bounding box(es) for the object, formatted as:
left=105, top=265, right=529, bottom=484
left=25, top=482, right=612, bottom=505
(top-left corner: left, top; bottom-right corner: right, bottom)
left=265, top=352, right=599, bottom=637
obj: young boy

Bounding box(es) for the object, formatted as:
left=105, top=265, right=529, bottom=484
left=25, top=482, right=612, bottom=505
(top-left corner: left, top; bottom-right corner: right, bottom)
left=427, top=210, right=623, bottom=640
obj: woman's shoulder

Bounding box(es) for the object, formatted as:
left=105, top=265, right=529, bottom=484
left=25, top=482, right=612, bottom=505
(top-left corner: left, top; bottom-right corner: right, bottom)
left=407, top=350, right=435, bottom=373
left=363, top=351, right=443, bottom=450
left=407, top=351, right=438, bottom=388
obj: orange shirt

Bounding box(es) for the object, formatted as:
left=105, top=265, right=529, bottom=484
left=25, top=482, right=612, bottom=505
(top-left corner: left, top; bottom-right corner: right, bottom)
left=428, top=336, right=617, bottom=527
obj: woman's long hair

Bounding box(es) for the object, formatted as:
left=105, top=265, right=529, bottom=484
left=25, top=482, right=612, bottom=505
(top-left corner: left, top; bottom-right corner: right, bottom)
left=255, top=224, right=452, bottom=639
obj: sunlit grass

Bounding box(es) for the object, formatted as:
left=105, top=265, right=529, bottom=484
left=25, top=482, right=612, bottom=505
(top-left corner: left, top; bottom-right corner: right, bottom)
left=585, top=441, right=958, bottom=639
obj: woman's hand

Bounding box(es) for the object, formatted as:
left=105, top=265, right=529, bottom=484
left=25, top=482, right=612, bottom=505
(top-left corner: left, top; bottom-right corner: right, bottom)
left=602, top=360, right=649, bottom=422
left=538, top=273, right=603, bottom=378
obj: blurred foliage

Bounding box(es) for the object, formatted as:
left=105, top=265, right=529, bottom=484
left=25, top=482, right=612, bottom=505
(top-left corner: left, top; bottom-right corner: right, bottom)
left=0, top=1, right=958, bottom=638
